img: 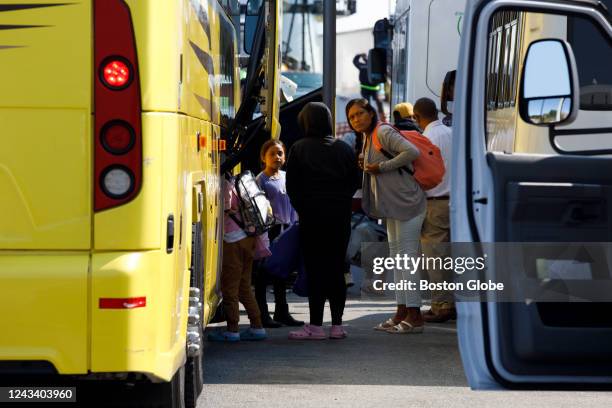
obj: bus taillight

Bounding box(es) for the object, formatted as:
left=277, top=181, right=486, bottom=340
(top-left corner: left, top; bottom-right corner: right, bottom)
left=100, top=166, right=135, bottom=199
left=101, top=121, right=135, bottom=155
left=100, top=58, right=132, bottom=90
left=94, top=0, right=142, bottom=212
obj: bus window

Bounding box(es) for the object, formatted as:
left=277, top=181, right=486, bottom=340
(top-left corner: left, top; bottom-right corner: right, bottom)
left=280, top=1, right=324, bottom=102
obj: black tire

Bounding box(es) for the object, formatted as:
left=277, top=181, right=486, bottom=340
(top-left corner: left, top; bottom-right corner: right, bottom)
left=185, top=222, right=205, bottom=408
left=141, top=364, right=185, bottom=408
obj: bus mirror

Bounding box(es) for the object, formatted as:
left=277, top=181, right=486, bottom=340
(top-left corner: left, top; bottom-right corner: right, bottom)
left=519, top=39, right=578, bottom=126
left=373, top=18, right=392, bottom=49
left=244, top=0, right=263, bottom=54
left=367, top=48, right=386, bottom=84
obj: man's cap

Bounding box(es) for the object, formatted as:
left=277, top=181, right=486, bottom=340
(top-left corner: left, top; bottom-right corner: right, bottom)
left=393, top=102, right=414, bottom=118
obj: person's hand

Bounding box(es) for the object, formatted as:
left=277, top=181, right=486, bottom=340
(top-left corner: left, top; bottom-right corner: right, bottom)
left=365, top=163, right=381, bottom=174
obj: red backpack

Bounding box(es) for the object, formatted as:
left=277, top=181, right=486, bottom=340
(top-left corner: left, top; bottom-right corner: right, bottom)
left=371, top=123, right=445, bottom=191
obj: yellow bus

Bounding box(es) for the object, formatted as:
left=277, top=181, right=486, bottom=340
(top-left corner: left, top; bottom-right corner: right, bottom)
left=0, top=0, right=281, bottom=406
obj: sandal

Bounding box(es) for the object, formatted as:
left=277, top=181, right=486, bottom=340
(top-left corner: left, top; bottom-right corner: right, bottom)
left=374, top=318, right=398, bottom=331
left=288, top=324, right=326, bottom=340
left=386, top=320, right=424, bottom=334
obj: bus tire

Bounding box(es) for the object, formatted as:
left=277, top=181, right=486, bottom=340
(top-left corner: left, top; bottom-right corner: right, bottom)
left=143, top=364, right=185, bottom=408
left=168, top=364, right=186, bottom=408
left=185, top=222, right=205, bottom=408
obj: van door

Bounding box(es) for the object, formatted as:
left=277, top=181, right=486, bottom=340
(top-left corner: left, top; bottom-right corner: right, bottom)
left=453, top=0, right=612, bottom=389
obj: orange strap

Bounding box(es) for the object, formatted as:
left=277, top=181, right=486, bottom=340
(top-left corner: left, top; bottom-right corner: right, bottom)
left=370, top=123, right=389, bottom=152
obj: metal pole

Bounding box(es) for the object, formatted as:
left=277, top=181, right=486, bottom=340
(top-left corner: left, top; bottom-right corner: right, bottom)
left=323, top=0, right=336, bottom=125
left=301, top=0, right=306, bottom=70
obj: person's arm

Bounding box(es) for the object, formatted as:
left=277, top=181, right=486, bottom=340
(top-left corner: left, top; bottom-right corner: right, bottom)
left=223, top=178, right=240, bottom=214
left=376, top=126, right=420, bottom=172
left=285, top=144, right=303, bottom=212
left=340, top=141, right=361, bottom=195
left=351, top=155, right=361, bottom=195
left=353, top=54, right=365, bottom=69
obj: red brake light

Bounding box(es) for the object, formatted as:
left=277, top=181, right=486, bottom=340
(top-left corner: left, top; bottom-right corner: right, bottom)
left=101, top=58, right=132, bottom=89
left=101, top=121, right=135, bottom=154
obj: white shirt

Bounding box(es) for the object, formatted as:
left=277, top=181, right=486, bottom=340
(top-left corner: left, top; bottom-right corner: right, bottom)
left=423, top=120, right=452, bottom=198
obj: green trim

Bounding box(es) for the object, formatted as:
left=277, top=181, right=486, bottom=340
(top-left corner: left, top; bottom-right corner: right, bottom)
left=360, top=84, right=380, bottom=91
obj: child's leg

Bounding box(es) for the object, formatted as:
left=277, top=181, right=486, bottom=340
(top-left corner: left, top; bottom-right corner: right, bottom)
left=253, top=260, right=271, bottom=317
left=272, top=276, right=287, bottom=306
left=237, top=237, right=263, bottom=328
left=221, top=241, right=243, bottom=332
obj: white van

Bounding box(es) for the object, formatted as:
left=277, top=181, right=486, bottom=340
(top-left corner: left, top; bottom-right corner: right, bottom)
left=452, top=0, right=612, bottom=390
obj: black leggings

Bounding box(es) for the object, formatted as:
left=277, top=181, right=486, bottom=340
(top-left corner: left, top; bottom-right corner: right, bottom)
left=299, top=209, right=351, bottom=326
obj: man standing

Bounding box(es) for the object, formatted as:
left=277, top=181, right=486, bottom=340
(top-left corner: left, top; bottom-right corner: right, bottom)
left=413, top=98, right=456, bottom=322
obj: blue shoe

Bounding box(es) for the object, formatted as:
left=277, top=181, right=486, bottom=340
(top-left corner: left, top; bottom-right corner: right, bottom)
left=207, top=331, right=240, bottom=342
left=239, top=328, right=267, bottom=341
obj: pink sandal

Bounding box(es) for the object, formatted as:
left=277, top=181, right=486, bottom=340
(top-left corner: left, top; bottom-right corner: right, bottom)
left=288, top=324, right=326, bottom=340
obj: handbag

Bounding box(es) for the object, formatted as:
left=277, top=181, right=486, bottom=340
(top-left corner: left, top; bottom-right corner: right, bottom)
left=263, top=223, right=300, bottom=279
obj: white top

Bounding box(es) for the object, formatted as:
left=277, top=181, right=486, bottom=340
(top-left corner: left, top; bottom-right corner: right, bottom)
left=423, top=120, right=452, bottom=198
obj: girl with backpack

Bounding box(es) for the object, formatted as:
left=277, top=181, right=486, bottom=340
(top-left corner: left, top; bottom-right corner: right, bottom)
left=207, top=175, right=268, bottom=342
left=254, top=139, right=304, bottom=328
left=346, top=98, right=427, bottom=334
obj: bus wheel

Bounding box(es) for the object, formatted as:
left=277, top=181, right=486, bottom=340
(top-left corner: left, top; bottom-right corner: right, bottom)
left=149, top=364, right=185, bottom=408
left=185, top=222, right=205, bottom=408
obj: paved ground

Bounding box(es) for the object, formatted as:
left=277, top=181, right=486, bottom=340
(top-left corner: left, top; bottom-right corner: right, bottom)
left=199, top=291, right=612, bottom=408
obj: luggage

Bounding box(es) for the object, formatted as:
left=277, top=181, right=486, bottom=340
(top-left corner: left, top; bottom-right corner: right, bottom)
left=264, top=223, right=300, bottom=279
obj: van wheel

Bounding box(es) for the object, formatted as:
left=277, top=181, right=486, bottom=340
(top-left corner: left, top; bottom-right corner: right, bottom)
left=185, top=222, right=205, bottom=408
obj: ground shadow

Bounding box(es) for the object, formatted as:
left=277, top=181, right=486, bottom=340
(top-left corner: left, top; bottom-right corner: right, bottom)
left=203, top=299, right=466, bottom=387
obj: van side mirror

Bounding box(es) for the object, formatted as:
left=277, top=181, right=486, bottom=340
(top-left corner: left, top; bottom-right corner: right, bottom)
left=519, top=39, right=579, bottom=126
left=244, top=0, right=263, bottom=54
left=367, top=48, right=386, bottom=84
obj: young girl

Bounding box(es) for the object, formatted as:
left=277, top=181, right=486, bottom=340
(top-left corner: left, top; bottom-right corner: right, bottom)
left=207, top=174, right=267, bottom=342
left=254, top=140, right=303, bottom=328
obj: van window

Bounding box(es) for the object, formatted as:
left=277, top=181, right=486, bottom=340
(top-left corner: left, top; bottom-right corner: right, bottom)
left=485, top=9, right=612, bottom=154
left=567, top=4, right=612, bottom=110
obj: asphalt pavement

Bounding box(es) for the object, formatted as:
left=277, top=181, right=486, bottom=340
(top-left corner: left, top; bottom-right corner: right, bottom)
left=200, top=290, right=612, bottom=408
